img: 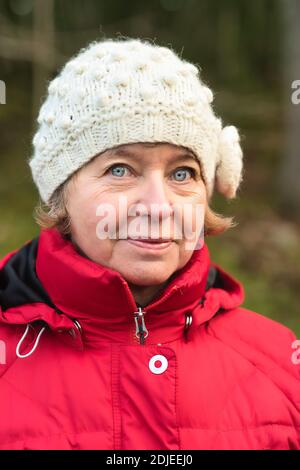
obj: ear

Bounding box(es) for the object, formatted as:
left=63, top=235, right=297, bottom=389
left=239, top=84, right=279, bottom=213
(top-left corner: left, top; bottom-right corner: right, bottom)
left=215, top=126, right=244, bottom=199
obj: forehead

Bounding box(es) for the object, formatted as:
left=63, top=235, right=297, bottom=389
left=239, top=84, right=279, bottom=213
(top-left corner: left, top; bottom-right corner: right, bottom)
left=105, top=142, right=197, bottom=161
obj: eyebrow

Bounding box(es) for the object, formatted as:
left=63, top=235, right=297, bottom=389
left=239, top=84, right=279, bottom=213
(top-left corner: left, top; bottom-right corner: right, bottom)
left=105, top=147, right=199, bottom=165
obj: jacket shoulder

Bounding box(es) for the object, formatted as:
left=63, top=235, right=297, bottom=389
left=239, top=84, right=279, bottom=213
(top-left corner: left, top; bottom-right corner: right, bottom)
left=0, top=237, right=37, bottom=270
left=209, top=307, right=299, bottom=372
left=205, top=307, right=300, bottom=448
left=207, top=306, right=300, bottom=404
left=0, top=250, right=18, bottom=270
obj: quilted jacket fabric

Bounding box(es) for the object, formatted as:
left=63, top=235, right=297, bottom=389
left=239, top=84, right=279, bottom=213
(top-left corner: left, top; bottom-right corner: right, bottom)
left=0, top=227, right=299, bottom=450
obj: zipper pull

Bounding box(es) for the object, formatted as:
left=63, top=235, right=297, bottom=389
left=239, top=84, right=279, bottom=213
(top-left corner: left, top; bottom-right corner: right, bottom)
left=134, top=307, right=148, bottom=345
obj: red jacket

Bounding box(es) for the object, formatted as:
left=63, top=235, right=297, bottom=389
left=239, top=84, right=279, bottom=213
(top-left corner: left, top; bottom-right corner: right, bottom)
left=0, top=227, right=299, bottom=450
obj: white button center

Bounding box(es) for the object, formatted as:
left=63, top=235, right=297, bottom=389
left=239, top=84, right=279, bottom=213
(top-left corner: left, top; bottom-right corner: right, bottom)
left=149, top=354, right=168, bottom=374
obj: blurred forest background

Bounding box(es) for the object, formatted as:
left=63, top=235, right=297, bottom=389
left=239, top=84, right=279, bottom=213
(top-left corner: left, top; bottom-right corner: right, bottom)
left=0, top=0, right=299, bottom=335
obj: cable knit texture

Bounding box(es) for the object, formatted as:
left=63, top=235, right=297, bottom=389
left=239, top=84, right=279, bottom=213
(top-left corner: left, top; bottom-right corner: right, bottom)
left=29, top=38, right=244, bottom=204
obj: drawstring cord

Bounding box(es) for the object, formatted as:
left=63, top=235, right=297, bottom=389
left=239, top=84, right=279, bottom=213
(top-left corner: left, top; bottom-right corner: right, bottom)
left=16, top=324, right=46, bottom=359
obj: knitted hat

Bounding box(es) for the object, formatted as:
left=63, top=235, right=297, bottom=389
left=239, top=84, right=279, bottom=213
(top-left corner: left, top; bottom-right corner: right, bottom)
left=29, top=38, right=244, bottom=204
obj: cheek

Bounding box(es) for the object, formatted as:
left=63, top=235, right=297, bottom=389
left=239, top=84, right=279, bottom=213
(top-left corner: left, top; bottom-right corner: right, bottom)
left=195, top=180, right=207, bottom=203
left=178, top=184, right=206, bottom=235
left=68, top=189, right=119, bottom=263
left=72, top=190, right=124, bottom=244
left=192, top=183, right=206, bottom=222
left=69, top=191, right=96, bottom=228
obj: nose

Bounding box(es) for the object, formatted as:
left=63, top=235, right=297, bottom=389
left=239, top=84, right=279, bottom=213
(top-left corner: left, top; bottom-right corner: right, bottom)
left=138, top=172, right=174, bottom=221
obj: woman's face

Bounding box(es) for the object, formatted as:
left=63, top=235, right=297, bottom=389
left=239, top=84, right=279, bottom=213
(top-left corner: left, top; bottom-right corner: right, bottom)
left=66, top=142, right=207, bottom=287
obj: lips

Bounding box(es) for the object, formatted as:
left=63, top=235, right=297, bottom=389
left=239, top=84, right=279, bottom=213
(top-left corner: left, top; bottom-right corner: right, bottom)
left=128, top=238, right=172, bottom=243
left=126, top=238, right=173, bottom=251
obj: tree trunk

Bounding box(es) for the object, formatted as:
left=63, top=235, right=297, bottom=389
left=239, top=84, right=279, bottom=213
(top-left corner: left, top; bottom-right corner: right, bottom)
left=279, top=0, right=300, bottom=219
left=32, top=0, right=55, bottom=121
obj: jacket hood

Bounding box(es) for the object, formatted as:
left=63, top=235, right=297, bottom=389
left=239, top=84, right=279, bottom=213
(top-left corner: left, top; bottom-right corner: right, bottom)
left=0, top=228, right=245, bottom=350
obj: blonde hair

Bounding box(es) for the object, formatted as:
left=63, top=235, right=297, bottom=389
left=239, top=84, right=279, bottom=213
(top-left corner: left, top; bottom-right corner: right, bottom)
left=34, top=178, right=238, bottom=238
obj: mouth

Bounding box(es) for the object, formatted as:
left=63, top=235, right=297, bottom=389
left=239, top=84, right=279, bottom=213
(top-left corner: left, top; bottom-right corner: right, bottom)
left=126, top=238, right=174, bottom=251
left=128, top=238, right=173, bottom=243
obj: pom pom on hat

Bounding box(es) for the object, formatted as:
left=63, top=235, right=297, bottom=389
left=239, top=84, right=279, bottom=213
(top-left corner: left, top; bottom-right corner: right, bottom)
left=215, top=126, right=244, bottom=199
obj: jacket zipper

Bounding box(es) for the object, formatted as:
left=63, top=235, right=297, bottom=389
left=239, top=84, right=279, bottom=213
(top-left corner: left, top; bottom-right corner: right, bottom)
left=133, top=307, right=148, bottom=345
left=121, top=279, right=178, bottom=345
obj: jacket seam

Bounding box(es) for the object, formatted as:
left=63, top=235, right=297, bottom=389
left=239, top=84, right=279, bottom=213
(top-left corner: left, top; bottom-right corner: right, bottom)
left=1, top=423, right=300, bottom=449
left=111, top=343, right=122, bottom=450
left=0, top=428, right=115, bottom=449
left=180, top=423, right=300, bottom=431
left=174, top=348, right=182, bottom=450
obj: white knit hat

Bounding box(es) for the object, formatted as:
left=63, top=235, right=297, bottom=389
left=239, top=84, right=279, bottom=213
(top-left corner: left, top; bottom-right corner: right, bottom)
left=29, top=38, right=244, bottom=204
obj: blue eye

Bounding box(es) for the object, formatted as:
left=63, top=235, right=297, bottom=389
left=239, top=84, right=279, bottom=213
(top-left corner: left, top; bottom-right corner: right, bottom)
left=109, top=165, right=129, bottom=177
left=172, top=167, right=195, bottom=182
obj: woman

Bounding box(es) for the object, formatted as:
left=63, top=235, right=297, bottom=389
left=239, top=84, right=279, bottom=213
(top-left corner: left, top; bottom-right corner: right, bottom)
left=0, top=38, right=299, bottom=450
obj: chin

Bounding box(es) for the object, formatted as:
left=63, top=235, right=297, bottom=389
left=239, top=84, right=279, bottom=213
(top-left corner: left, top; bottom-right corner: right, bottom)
left=118, top=264, right=173, bottom=287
